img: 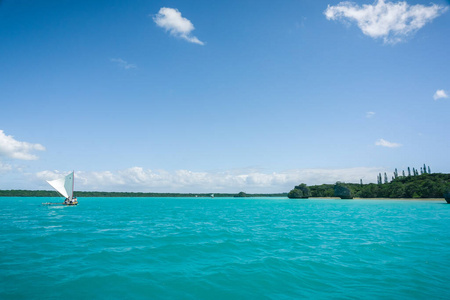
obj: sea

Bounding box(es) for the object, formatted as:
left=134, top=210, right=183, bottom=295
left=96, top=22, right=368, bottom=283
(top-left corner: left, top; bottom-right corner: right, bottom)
left=1, top=197, right=449, bottom=299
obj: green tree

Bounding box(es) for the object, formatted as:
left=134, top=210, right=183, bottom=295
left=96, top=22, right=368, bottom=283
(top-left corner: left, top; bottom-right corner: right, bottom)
left=293, top=183, right=311, bottom=198
left=444, top=183, right=450, bottom=203
left=334, top=182, right=352, bottom=199
left=235, top=192, right=247, bottom=197
left=388, top=182, right=406, bottom=198
left=288, top=189, right=304, bottom=198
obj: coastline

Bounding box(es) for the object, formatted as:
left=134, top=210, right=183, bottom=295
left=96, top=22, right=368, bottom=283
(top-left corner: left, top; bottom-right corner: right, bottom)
left=0, top=195, right=446, bottom=201
left=310, top=197, right=445, bottom=201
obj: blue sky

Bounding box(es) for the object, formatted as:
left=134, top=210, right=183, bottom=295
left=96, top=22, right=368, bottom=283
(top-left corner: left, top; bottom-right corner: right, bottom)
left=1, top=0, right=449, bottom=193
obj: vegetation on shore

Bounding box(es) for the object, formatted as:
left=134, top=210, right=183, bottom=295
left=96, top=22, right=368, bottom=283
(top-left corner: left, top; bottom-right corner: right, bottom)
left=289, top=172, right=450, bottom=199
left=0, top=190, right=288, bottom=198
left=2, top=164, right=448, bottom=199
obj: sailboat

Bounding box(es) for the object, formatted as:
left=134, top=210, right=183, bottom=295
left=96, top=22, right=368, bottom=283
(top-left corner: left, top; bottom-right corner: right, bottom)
left=43, top=171, right=78, bottom=206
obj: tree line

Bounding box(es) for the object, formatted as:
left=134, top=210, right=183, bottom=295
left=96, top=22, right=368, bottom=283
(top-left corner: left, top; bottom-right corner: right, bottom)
left=377, top=164, right=432, bottom=184
left=0, top=190, right=288, bottom=198
left=289, top=172, right=450, bottom=199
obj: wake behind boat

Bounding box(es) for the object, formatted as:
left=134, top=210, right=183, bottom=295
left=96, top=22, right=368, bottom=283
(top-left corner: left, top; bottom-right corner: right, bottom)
left=43, top=171, right=78, bottom=206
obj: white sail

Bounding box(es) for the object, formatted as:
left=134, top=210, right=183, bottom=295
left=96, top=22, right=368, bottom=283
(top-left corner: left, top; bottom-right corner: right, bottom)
left=47, top=172, right=74, bottom=199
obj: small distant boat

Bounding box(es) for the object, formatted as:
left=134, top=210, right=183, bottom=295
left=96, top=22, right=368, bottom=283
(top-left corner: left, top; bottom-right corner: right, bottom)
left=211, top=194, right=214, bottom=198
left=43, top=171, right=78, bottom=206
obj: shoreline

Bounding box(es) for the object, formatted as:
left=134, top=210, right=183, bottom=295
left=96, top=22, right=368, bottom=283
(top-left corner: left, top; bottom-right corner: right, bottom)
left=0, top=195, right=446, bottom=201
left=309, top=197, right=445, bottom=201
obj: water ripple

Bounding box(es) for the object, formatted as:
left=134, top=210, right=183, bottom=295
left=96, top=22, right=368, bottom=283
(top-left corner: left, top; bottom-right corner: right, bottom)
left=1, top=197, right=449, bottom=299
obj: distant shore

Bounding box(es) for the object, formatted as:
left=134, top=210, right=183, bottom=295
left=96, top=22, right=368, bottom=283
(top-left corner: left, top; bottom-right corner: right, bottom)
left=0, top=190, right=287, bottom=198
left=309, top=197, right=445, bottom=201
left=0, top=191, right=446, bottom=201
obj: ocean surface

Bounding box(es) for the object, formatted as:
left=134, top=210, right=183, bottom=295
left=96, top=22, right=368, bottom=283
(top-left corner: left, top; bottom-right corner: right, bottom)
left=1, top=197, right=449, bottom=299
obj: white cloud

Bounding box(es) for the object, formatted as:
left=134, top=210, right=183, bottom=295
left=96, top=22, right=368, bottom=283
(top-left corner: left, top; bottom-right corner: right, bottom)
left=0, top=161, right=12, bottom=173
left=366, top=111, right=375, bottom=118
left=375, top=138, right=402, bottom=148
left=324, top=0, right=448, bottom=43
left=0, top=130, right=45, bottom=160
left=433, top=89, right=448, bottom=100
left=153, top=7, right=204, bottom=45
left=36, top=167, right=386, bottom=193
left=110, top=58, right=136, bottom=69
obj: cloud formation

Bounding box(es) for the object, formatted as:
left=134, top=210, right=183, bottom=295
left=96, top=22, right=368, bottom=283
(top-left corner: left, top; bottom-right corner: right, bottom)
left=110, top=58, right=136, bottom=69
left=153, top=7, right=204, bottom=45
left=324, top=0, right=448, bottom=43
left=366, top=111, right=375, bottom=118
left=375, top=138, right=402, bottom=148
left=0, top=130, right=45, bottom=160
left=36, top=167, right=386, bottom=193
left=0, top=161, right=12, bottom=172
left=434, top=89, right=448, bottom=100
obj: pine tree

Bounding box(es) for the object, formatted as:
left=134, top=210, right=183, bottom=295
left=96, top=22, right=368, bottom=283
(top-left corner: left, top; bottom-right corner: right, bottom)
left=428, top=166, right=431, bottom=174
left=420, top=167, right=423, bottom=175
left=423, top=164, right=427, bottom=174
left=408, top=167, right=411, bottom=176
left=394, top=168, right=398, bottom=179
left=413, top=168, right=416, bottom=176
left=402, top=170, right=405, bottom=177
left=360, top=179, right=363, bottom=186
left=384, top=173, right=388, bottom=184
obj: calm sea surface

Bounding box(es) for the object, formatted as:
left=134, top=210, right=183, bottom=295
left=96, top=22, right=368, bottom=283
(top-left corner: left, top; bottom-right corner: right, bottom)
left=1, top=197, right=449, bottom=299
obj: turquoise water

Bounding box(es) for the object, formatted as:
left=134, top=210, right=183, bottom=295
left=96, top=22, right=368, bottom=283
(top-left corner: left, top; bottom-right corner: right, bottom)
left=1, top=197, right=449, bottom=299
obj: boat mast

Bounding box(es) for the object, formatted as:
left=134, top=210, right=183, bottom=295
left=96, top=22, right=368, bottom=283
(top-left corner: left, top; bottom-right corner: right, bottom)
left=71, top=171, right=74, bottom=200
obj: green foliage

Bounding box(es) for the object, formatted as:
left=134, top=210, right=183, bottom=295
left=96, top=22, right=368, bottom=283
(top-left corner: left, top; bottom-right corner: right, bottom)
left=235, top=192, right=248, bottom=197
left=288, top=183, right=310, bottom=198
left=295, top=183, right=311, bottom=197
left=291, top=173, right=450, bottom=199
left=0, top=190, right=288, bottom=198
left=309, top=184, right=335, bottom=197
left=334, top=182, right=352, bottom=199
left=288, top=189, right=304, bottom=198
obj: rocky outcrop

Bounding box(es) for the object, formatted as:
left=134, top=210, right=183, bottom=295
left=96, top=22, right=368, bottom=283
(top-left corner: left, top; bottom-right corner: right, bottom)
left=444, top=192, right=450, bottom=204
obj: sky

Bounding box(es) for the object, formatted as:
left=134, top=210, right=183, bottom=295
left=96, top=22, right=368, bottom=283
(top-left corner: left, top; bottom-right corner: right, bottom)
left=0, top=0, right=449, bottom=193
